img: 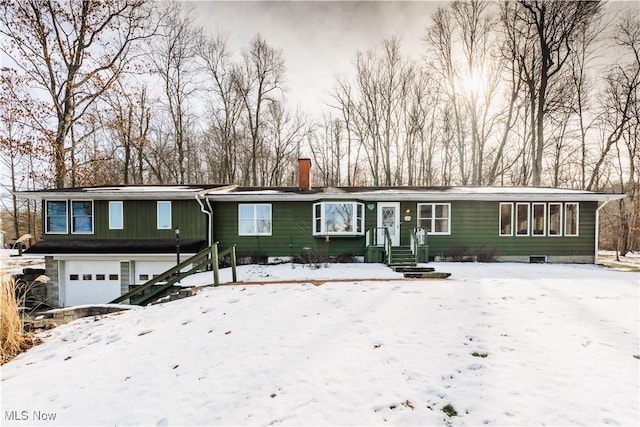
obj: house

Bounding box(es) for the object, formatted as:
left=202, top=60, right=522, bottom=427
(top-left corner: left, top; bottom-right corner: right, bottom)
left=18, top=185, right=225, bottom=307
left=16, top=160, right=624, bottom=307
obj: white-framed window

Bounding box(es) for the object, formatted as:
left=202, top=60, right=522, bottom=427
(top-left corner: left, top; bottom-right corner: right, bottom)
left=45, top=200, right=68, bottom=234
left=565, top=203, right=579, bottom=236
left=417, top=203, right=451, bottom=235
left=548, top=203, right=562, bottom=236
left=157, top=201, right=172, bottom=230
left=71, top=200, right=93, bottom=234
left=109, top=201, right=124, bottom=230
left=313, top=202, right=364, bottom=235
left=499, top=203, right=513, bottom=236
left=238, top=204, right=272, bottom=236
left=532, top=203, right=546, bottom=236
left=516, top=203, right=530, bottom=236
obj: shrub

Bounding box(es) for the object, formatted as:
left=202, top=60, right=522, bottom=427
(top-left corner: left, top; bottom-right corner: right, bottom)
left=442, top=403, right=458, bottom=417
left=450, top=246, right=471, bottom=262
left=476, top=246, right=497, bottom=262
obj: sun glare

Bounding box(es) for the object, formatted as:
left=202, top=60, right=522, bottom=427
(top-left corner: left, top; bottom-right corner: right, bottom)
left=459, top=71, right=486, bottom=97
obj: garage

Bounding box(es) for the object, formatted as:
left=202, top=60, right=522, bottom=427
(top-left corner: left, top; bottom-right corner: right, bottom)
left=63, top=260, right=121, bottom=306
left=132, top=260, right=176, bottom=284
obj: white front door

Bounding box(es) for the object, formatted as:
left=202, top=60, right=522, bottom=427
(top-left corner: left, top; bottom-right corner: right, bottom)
left=377, top=202, right=400, bottom=246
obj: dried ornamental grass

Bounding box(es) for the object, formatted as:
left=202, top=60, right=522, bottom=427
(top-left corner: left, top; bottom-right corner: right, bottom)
left=0, top=274, right=43, bottom=365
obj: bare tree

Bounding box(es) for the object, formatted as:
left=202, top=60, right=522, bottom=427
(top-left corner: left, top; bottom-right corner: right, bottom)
left=150, top=2, right=201, bottom=184
left=103, top=80, right=152, bottom=184
left=263, top=103, right=306, bottom=186
left=0, top=0, right=154, bottom=188
left=235, top=35, right=286, bottom=186
left=197, top=31, right=244, bottom=184
left=514, top=0, right=605, bottom=186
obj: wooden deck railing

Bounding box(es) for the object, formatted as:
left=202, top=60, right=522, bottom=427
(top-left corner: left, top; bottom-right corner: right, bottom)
left=110, top=242, right=237, bottom=306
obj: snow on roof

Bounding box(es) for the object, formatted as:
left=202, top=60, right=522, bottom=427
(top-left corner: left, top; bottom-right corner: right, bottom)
left=15, top=184, right=624, bottom=202
left=15, top=184, right=228, bottom=200
left=203, top=186, right=623, bottom=202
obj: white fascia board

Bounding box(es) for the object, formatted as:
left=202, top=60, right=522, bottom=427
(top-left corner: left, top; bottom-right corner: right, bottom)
left=205, top=191, right=625, bottom=203
left=49, top=253, right=198, bottom=260
left=15, top=188, right=209, bottom=201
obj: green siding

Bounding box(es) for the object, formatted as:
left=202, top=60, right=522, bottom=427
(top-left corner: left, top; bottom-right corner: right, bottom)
left=415, top=200, right=596, bottom=258
left=43, top=196, right=598, bottom=261
left=213, top=201, right=367, bottom=258
left=214, top=200, right=597, bottom=260
left=43, top=199, right=206, bottom=240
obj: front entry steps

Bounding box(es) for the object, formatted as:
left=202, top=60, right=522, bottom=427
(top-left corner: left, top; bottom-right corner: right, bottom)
left=387, top=246, right=417, bottom=268
left=385, top=246, right=450, bottom=279
left=390, top=265, right=451, bottom=279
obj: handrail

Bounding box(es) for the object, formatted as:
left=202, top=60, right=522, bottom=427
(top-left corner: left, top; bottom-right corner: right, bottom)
left=383, top=227, right=392, bottom=264
left=110, top=242, right=237, bottom=305
left=409, top=228, right=418, bottom=255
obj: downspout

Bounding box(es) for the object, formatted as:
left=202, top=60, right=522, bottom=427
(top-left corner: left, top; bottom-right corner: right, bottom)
left=195, top=193, right=213, bottom=247
left=594, top=196, right=618, bottom=264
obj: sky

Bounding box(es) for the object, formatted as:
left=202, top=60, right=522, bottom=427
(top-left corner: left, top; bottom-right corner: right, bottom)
left=1, top=260, right=638, bottom=425
left=191, top=1, right=442, bottom=113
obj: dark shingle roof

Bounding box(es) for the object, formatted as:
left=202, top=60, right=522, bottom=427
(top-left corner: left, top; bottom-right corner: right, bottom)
left=26, top=239, right=207, bottom=254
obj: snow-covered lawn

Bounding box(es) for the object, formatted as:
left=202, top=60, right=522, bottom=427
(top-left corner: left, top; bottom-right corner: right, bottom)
left=1, top=262, right=639, bottom=426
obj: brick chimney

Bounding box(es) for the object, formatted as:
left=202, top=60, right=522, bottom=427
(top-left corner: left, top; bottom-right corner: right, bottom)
left=298, top=158, right=311, bottom=190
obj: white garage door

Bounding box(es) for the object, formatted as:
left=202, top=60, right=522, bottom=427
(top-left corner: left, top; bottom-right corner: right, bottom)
left=133, top=261, right=176, bottom=284
left=64, top=261, right=121, bottom=306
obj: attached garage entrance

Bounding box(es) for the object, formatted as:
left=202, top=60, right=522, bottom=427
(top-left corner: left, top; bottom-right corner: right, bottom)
left=63, top=260, right=121, bottom=306
left=132, top=261, right=175, bottom=284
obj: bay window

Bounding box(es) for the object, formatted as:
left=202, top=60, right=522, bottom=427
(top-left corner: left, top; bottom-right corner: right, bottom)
left=313, top=202, right=364, bottom=235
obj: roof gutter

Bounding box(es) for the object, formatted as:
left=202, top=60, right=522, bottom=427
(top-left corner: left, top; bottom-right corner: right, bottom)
left=195, top=193, right=213, bottom=247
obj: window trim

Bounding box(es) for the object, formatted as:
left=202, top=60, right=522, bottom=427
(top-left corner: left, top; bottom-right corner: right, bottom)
left=238, top=203, right=273, bottom=236
left=417, top=203, right=451, bottom=235
left=157, top=201, right=172, bottom=230
left=313, top=201, right=365, bottom=236
left=45, top=200, right=68, bottom=234
left=547, top=202, right=563, bottom=237
left=531, top=202, right=546, bottom=236
left=499, top=202, right=514, bottom=236
left=109, top=201, right=124, bottom=230
left=564, top=202, right=579, bottom=237
left=515, top=202, right=530, bottom=236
